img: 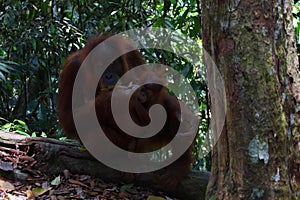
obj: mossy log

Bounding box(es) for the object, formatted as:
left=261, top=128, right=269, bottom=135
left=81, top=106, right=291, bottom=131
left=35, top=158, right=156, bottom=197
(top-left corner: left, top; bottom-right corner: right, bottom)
left=0, top=130, right=209, bottom=199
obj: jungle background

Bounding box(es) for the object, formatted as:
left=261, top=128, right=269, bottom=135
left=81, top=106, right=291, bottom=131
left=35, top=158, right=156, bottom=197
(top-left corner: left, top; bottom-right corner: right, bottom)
left=0, top=0, right=300, bottom=175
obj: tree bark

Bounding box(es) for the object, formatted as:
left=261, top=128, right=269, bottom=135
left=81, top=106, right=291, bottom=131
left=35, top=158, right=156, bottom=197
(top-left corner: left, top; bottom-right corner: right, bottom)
left=0, top=130, right=208, bottom=200
left=202, top=0, right=300, bottom=199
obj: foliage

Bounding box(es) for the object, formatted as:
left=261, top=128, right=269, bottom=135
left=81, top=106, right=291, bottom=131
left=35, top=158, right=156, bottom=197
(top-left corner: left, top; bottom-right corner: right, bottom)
left=0, top=0, right=202, bottom=129
left=0, top=118, right=46, bottom=137
left=0, top=1, right=85, bottom=136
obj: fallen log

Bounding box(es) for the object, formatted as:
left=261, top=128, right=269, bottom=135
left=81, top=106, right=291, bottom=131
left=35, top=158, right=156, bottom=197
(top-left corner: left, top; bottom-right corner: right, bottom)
left=0, top=130, right=209, bottom=199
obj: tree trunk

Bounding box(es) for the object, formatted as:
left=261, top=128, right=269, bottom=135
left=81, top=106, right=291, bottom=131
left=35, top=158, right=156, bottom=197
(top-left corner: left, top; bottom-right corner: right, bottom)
left=201, top=0, right=300, bottom=199
left=0, top=131, right=209, bottom=200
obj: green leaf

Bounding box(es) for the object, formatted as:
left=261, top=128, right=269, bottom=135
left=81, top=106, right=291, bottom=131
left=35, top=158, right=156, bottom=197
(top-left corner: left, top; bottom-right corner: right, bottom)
left=0, top=72, right=5, bottom=81
left=153, top=17, right=164, bottom=27
left=0, top=63, right=14, bottom=73
left=41, top=132, right=47, bottom=138
left=51, top=175, right=61, bottom=186
left=14, top=130, right=30, bottom=137
left=120, top=183, right=133, bottom=192
left=13, top=119, right=29, bottom=130
left=32, top=39, right=37, bottom=51
left=32, top=187, right=51, bottom=196
left=0, top=117, right=9, bottom=123
left=59, top=137, right=68, bottom=141
left=1, top=123, right=12, bottom=131
left=51, top=23, right=55, bottom=34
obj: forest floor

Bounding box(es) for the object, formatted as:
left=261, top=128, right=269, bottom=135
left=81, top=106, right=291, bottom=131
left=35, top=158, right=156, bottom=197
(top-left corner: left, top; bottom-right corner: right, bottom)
left=0, top=171, right=179, bottom=200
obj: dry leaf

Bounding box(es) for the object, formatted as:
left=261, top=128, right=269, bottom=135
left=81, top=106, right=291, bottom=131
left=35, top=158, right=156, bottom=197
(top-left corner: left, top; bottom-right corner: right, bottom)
left=0, top=179, right=15, bottom=191
left=147, top=195, right=166, bottom=200
left=32, top=187, right=51, bottom=196
left=26, top=189, right=34, bottom=199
